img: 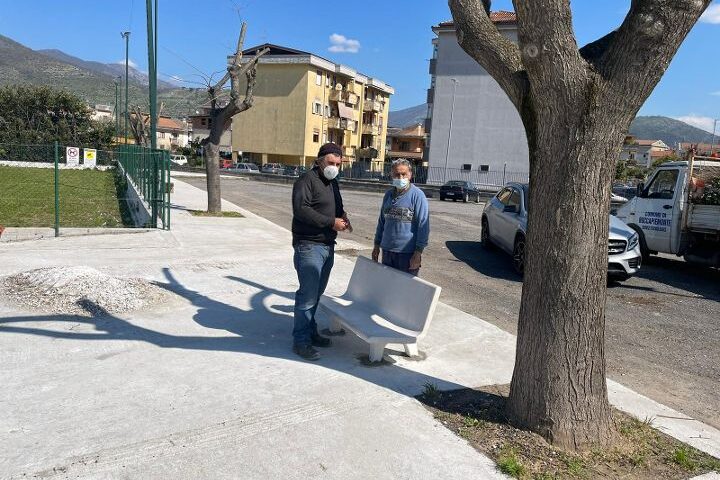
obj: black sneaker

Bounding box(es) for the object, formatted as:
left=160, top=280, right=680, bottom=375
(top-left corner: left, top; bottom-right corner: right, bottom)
left=293, top=344, right=320, bottom=361
left=311, top=334, right=332, bottom=348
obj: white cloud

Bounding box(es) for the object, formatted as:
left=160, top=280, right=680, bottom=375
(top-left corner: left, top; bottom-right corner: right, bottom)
left=675, top=115, right=717, bottom=133
left=114, top=59, right=139, bottom=69
left=712, top=91, right=720, bottom=96
left=700, top=2, right=720, bottom=24
left=328, top=33, right=360, bottom=53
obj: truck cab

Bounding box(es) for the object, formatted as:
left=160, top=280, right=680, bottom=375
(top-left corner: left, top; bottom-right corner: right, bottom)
left=616, top=156, right=720, bottom=266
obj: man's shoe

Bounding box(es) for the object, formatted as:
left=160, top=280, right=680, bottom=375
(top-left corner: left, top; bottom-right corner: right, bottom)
left=311, top=334, right=332, bottom=348
left=293, top=344, right=320, bottom=361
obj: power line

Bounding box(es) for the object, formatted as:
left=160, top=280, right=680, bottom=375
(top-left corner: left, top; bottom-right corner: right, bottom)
left=160, top=45, right=211, bottom=83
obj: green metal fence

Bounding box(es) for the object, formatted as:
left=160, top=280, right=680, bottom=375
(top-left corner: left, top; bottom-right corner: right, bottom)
left=116, top=144, right=171, bottom=230
left=0, top=142, right=170, bottom=236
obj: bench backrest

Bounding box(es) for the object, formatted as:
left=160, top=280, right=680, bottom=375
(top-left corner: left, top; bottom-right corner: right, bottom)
left=345, top=256, right=441, bottom=335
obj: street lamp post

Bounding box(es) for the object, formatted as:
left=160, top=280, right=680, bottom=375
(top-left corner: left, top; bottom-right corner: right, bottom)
left=443, top=78, right=459, bottom=183
left=710, top=118, right=718, bottom=156
left=121, top=31, right=131, bottom=144
left=114, top=76, right=121, bottom=142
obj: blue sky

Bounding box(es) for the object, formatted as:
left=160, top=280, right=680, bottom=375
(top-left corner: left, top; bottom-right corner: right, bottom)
left=1, top=0, right=718, bottom=132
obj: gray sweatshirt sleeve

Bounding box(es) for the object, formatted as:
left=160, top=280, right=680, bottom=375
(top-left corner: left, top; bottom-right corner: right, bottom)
left=414, top=189, right=430, bottom=251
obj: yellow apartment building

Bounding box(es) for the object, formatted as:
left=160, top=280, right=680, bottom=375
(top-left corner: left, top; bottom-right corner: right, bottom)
left=231, top=44, right=393, bottom=168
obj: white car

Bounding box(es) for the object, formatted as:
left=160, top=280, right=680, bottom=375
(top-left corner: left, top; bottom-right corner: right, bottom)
left=229, top=162, right=260, bottom=174
left=481, top=183, right=642, bottom=280
left=170, top=154, right=188, bottom=165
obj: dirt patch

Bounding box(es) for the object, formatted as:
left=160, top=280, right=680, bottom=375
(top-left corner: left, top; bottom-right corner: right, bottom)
left=188, top=209, right=244, bottom=218
left=418, top=384, right=720, bottom=479
left=0, top=266, right=171, bottom=316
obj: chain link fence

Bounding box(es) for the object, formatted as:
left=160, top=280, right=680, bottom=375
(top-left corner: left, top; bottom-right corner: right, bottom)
left=0, top=143, right=170, bottom=235
left=339, top=162, right=529, bottom=188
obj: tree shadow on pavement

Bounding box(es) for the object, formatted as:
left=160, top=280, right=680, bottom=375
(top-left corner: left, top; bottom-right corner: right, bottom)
left=445, top=240, right=522, bottom=282
left=0, top=268, right=465, bottom=397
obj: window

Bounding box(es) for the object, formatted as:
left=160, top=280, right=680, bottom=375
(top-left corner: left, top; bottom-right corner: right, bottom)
left=497, top=188, right=513, bottom=205
left=201, top=118, right=207, bottom=126
left=647, top=169, right=679, bottom=199
left=462, top=164, right=472, bottom=171
left=316, top=70, right=322, bottom=86
left=508, top=189, right=522, bottom=209
left=325, top=105, right=330, bottom=117
left=312, top=129, right=319, bottom=143
left=399, top=141, right=410, bottom=151
left=312, top=101, right=322, bottom=115
left=323, top=132, right=327, bottom=144
left=479, top=164, right=489, bottom=172
left=160, top=132, right=166, bottom=139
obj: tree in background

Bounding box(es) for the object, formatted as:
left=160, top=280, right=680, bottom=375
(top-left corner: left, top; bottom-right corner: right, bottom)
left=449, top=0, right=712, bottom=450
left=200, top=23, right=268, bottom=213
left=0, top=85, right=114, bottom=148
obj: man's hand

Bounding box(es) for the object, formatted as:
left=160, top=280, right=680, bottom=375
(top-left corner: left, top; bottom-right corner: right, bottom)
left=372, top=246, right=380, bottom=262
left=333, top=218, right=348, bottom=232
left=410, top=251, right=422, bottom=270
left=342, top=213, right=353, bottom=233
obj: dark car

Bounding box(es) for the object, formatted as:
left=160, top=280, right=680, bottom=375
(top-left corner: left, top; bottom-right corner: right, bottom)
left=284, top=165, right=307, bottom=177
left=439, top=180, right=481, bottom=203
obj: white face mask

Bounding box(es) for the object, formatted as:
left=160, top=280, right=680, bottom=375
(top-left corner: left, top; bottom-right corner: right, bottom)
left=392, top=178, right=409, bottom=189
left=323, top=165, right=339, bottom=180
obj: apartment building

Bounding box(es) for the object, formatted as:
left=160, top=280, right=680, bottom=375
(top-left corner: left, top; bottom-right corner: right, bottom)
left=231, top=44, right=393, bottom=168
left=386, top=123, right=427, bottom=165
left=426, top=12, right=529, bottom=184
left=190, top=100, right=232, bottom=156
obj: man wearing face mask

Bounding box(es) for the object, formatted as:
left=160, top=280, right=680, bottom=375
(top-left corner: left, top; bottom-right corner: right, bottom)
left=372, top=158, right=429, bottom=276
left=290, top=143, right=351, bottom=360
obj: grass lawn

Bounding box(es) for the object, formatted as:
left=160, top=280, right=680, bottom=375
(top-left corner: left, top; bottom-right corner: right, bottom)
left=0, top=166, right=133, bottom=228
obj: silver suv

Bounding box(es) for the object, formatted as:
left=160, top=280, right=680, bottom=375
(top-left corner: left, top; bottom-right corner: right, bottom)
left=481, top=183, right=641, bottom=280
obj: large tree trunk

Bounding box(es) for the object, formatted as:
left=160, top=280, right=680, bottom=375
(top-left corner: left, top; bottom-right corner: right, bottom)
left=508, top=100, right=633, bottom=449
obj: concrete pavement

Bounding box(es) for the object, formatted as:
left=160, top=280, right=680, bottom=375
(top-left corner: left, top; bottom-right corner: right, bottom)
left=0, top=178, right=717, bottom=479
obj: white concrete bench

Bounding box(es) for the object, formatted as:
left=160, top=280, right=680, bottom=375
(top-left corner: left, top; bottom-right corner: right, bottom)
left=319, top=256, right=442, bottom=362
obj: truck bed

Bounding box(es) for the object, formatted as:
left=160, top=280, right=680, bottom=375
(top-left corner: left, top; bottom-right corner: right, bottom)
left=688, top=204, right=720, bottom=232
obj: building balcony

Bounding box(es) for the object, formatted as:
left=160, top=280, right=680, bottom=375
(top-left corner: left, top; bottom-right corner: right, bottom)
left=424, top=117, right=432, bottom=133
left=329, top=90, right=359, bottom=105
left=362, top=124, right=379, bottom=135
left=342, top=145, right=355, bottom=157
left=328, top=117, right=356, bottom=131
left=388, top=149, right=423, bottom=160
left=429, top=58, right=437, bottom=75
left=363, top=100, right=383, bottom=112
left=426, top=87, right=434, bottom=104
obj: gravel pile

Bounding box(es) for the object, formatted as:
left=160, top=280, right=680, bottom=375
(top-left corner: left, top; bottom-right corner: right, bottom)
left=0, top=266, right=168, bottom=316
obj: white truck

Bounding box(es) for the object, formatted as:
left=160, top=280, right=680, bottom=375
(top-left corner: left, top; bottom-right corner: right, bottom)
left=615, top=154, right=720, bottom=267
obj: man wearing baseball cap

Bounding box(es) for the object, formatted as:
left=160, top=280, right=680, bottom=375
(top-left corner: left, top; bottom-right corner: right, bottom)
left=290, top=143, right=352, bottom=360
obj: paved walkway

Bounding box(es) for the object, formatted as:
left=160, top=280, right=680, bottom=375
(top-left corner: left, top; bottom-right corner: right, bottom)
left=0, top=179, right=717, bottom=479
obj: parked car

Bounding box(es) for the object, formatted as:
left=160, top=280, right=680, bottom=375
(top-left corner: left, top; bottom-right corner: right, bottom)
left=481, top=183, right=641, bottom=280
left=284, top=165, right=307, bottom=177
left=229, top=162, right=260, bottom=174
left=261, top=163, right=284, bottom=175
left=439, top=180, right=482, bottom=203
left=170, top=154, right=187, bottom=166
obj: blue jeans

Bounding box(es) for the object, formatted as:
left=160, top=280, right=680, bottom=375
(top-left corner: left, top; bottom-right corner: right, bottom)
left=382, top=250, right=419, bottom=276
left=293, top=242, right=334, bottom=346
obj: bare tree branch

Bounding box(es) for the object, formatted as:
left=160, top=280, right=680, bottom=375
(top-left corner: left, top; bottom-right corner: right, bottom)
left=591, top=0, right=712, bottom=102
left=212, top=22, right=248, bottom=93
left=448, top=0, right=527, bottom=109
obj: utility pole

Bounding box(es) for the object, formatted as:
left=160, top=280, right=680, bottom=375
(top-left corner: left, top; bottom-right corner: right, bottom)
left=146, top=0, right=158, bottom=150
left=121, top=31, right=131, bottom=145
left=443, top=78, right=459, bottom=183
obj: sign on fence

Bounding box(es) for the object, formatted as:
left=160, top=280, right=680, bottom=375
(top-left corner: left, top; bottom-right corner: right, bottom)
left=66, top=146, right=80, bottom=166
left=83, top=148, right=97, bottom=168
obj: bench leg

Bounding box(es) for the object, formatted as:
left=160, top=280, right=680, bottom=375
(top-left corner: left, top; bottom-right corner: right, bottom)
left=404, top=343, right=419, bottom=357
left=368, top=343, right=385, bottom=363
left=329, top=317, right=345, bottom=334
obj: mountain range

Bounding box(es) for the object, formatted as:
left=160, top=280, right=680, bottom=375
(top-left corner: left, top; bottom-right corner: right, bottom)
left=389, top=103, right=714, bottom=149
left=0, top=34, right=206, bottom=118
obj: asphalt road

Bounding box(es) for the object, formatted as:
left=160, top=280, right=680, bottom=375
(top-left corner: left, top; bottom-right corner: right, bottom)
left=182, top=175, right=720, bottom=429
